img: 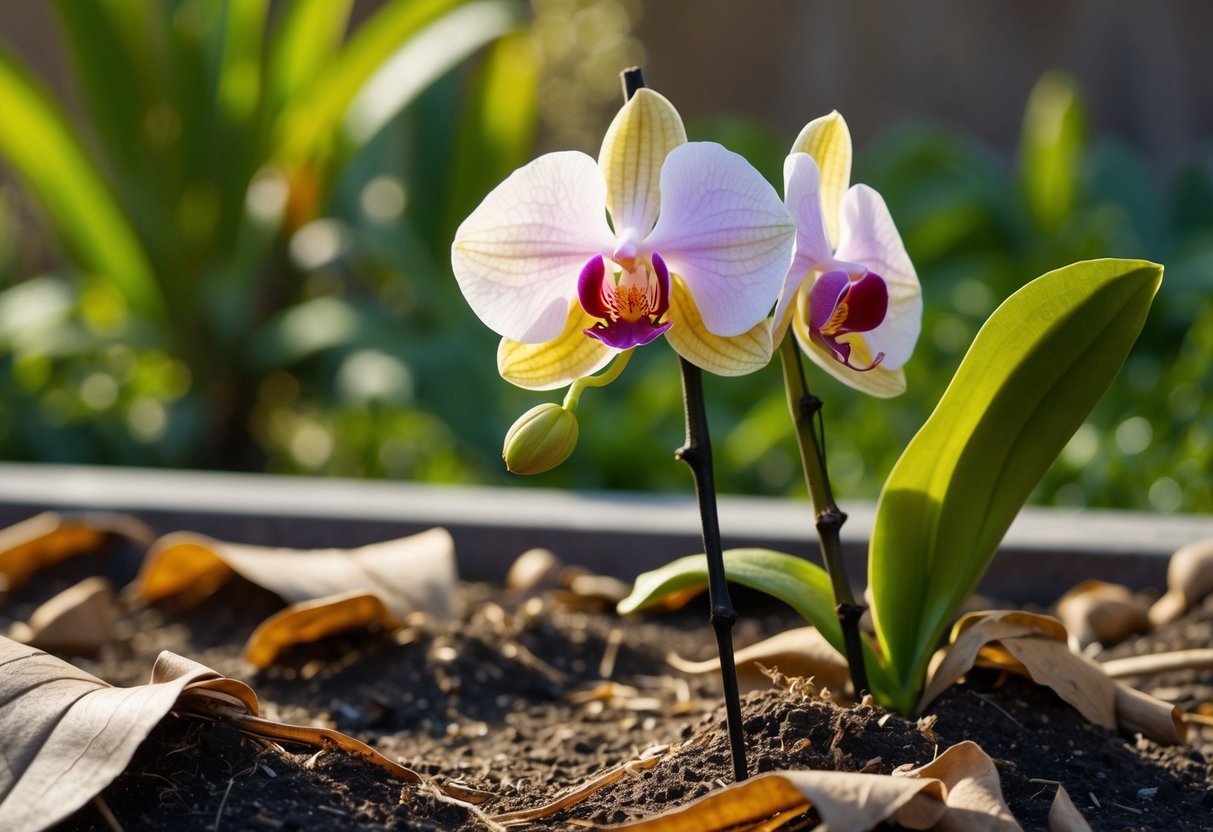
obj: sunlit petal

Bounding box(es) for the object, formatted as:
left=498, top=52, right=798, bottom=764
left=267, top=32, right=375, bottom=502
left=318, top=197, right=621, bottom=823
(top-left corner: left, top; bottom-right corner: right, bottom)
left=790, top=111, right=852, bottom=249
left=498, top=303, right=615, bottom=390
left=664, top=278, right=774, bottom=376
left=773, top=153, right=836, bottom=335
left=647, top=142, right=794, bottom=337
left=452, top=151, right=615, bottom=343
left=598, top=88, right=686, bottom=237
left=835, top=184, right=921, bottom=368
left=792, top=303, right=906, bottom=397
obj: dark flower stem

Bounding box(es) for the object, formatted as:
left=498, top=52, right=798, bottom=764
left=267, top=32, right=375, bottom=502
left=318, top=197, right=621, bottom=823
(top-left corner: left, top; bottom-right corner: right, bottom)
left=778, top=335, right=870, bottom=695
left=621, top=66, right=747, bottom=783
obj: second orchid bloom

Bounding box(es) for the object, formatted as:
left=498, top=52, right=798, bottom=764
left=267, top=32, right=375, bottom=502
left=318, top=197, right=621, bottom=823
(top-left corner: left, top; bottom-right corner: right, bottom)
left=776, top=112, right=922, bottom=398
left=452, top=89, right=796, bottom=390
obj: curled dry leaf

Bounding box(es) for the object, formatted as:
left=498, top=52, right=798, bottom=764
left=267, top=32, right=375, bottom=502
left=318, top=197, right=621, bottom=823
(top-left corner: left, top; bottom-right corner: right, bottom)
left=1047, top=785, right=1092, bottom=832
left=0, top=634, right=441, bottom=832
left=896, top=740, right=1020, bottom=832
left=132, top=528, right=457, bottom=663
left=609, top=741, right=1023, bottom=831
left=920, top=610, right=1115, bottom=728
left=666, top=626, right=851, bottom=696
left=8, top=576, right=115, bottom=655
left=0, top=512, right=154, bottom=592
left=506, top=547, right=565, bottom=591
left=1149, top=537, right=1213, bottom=627
left=920, top=611, right=1185, bottom=744
left=1053, top=580, right=1149, bottom=651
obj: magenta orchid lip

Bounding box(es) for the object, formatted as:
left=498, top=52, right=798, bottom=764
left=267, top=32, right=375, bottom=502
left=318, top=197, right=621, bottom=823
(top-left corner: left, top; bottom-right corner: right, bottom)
left=578, top=252, right=673, bottom=350
left=807, top=269, right=889, bottom=371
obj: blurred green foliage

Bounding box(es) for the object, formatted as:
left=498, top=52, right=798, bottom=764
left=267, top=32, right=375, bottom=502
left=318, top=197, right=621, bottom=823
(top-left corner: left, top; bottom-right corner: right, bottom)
left=0, top=9, right=1209, bottom=520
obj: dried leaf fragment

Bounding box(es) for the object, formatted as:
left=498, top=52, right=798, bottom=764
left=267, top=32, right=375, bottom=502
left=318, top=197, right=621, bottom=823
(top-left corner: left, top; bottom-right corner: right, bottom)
left=133, top=527, right=457, bottom=620
left=667, top=627, right=850, bottom=696
left=243, top=590, right=400, bottom=667
left=9, top=576, right=114, bottom=655
left=1149, top=537, right=1213, bottom=626
left=0, top=512, right=153, bottom=592
left=897, top=741, right=1021, bottom=831
left=1053, top=580, right=1148, bottom=650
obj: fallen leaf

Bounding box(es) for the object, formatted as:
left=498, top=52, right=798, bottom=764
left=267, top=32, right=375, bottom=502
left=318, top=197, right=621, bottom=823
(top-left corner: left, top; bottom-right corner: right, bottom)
left=898, top=741, right=1021, bottom=831
left=133, top=527, right=455, bottom=619
left=1114, top=683, right=1186, bottom=744
left=131, top=529, right=457, bottom=662
left=1047, top=785, right=1091, bottom=832
left=0, top=512, right=154, bottom=592
left=506, top=548, right=564, bottom=591
left=920, top=611, right=1184, bottom=744
left=608, top=767, right=947, bottom=831
left=0, top=635, right=446, bottom=832
left=921, top=611, right=1116, bottom=729
left=1053, top=580, right=1148, bottom=650
left=244, top=590, right=400, bottom=667
left=9, top=576, right=114, bottom=655
left=666, top=627, right=851, bottom=696
left=1149, top=537, right=1213, bottom=626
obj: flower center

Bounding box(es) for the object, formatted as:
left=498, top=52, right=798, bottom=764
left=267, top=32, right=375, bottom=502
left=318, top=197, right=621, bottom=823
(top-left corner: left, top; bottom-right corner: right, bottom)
left=806, top=269, right=889, bottom=371
left=577, top=252, right=672, bottom=351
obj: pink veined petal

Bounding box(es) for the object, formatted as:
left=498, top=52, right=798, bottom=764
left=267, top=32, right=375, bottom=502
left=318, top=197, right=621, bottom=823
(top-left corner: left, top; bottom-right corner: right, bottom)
left=772, top=153, right=837, bottom=332
left=834, top=184, right=917, bottom=293
left=451, top=151, right=616, bottom=343
left=646, top=142, right=795, bottom=337
left=834, top=184, right=921, bottom=369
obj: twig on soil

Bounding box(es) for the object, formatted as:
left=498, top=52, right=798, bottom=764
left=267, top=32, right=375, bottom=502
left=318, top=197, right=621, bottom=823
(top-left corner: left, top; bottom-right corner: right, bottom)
left=1110, top=802, right=1144, bottom=815
left=421, top=782, right=507, bottom=832
left=599, top=626, right=623, bottom=678
left=490, top=745, right=667, bottom=826
left=1098, top=648, right=1213, bottom=679
left=92, top=796, right=124, bottom=832
left=212, top=777, right=236, bottom=832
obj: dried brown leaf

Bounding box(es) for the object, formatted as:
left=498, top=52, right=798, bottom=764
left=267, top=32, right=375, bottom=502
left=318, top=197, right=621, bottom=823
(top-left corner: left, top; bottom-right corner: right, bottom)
left=898, top=741, right=1021, bottom=831
left=1047, top=785, right=1092, bottom=832
left=9, top=576, right=115, bottom=655
left=921, top=611, right=1115, bottom=729
left=608, top=767, right=947, bottom=831
left=0, top=635, right=434, bottom=832
left=134, top=528, right=455, bottom=619
left=1149, top=537, right=1213, bottom=626
left=243, top=590, right=400, bottom=667
left=1053, top=580, right=1148, bottom=650
left=666, top=627, right=851, bottom=695
left=0, top=512, right=153, bottom=592
left=1113, top=683, right=1186, bottom=744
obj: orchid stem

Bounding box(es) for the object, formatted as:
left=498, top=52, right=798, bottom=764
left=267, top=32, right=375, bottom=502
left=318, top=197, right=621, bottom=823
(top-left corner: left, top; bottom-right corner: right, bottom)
left=563, top=350, right=632, bottom=411
left=777, top=335, right=870, bottom=696
left=620, top=65, right=747, bottom=782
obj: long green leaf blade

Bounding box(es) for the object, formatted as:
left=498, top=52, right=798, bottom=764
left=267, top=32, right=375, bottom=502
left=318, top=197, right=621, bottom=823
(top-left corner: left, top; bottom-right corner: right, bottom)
left=0, top=49, right=163, bottom=320
left=265, top=0, right=354, bottom=120
left=271, top=0, right=470, bottom=165
left=869, top=258, right=1163, bottom=712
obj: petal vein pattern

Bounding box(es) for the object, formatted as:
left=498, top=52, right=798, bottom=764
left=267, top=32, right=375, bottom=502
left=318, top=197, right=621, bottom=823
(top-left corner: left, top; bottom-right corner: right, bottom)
left=452, top=152, right=615, bottom=343
left=647, top=143, right=795, bottom=337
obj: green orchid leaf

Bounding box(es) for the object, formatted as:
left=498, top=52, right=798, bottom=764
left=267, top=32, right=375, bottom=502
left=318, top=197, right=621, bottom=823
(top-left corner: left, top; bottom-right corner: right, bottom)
left=619, top=549, right=843, bottom=651
left=869, top=258, right=1163, bottom=713
left=1019, top=71, right=1086, bottom=234
left=0, top=48, right=163, bottom=322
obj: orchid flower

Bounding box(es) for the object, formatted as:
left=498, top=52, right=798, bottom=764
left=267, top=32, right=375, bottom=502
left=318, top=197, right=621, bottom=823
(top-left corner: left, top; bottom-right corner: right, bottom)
left=774, top=112, right=922, bottom=398
left=452, top=89, right=795, bottom=391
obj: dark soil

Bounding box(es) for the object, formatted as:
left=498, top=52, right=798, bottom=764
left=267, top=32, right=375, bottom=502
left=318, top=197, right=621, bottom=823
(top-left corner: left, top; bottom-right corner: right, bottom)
left=5, top=535, right=1213, bottom=831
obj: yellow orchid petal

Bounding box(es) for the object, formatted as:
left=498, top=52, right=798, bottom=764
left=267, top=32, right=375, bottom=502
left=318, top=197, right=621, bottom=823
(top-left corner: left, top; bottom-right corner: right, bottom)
left=498, top=303, right=614, bottom=391
left=791, top=301, right=905, bottom=398
left=664, top=278, right=773, bottom=376
left=598, top=88, right=686, bottom=236
left=790, top=111, right=852, bottom=249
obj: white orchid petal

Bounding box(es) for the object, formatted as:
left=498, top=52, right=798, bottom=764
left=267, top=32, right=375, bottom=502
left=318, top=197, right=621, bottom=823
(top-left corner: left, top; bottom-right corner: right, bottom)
left=835, top=184, right=917, bottom=291
left=790, top=111, right=852, bottom=248
left=773, top=153, right=836, bottom=334
left=598, top=88, right=686, bottom=236
left=451, top=151, right=615, bottom=343
left=646, top=142, right=795, bottom=337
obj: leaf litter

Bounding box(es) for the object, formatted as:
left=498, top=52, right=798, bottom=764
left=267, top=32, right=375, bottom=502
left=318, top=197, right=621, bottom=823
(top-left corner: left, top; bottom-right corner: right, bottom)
left=0, top=518, right=1211, bottom=830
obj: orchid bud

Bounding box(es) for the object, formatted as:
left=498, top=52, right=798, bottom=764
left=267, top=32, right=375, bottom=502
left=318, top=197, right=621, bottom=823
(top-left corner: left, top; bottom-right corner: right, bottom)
left=502, top=404, right=579, bottom=475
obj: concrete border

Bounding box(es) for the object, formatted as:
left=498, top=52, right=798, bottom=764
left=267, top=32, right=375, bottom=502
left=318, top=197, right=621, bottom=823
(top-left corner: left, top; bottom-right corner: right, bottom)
left=0, top=463, right=1209, bottom=603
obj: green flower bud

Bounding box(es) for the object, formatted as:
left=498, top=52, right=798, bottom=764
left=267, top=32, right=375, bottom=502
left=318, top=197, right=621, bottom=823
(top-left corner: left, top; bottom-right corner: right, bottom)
left=502, top=404, right=579, bottom=475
